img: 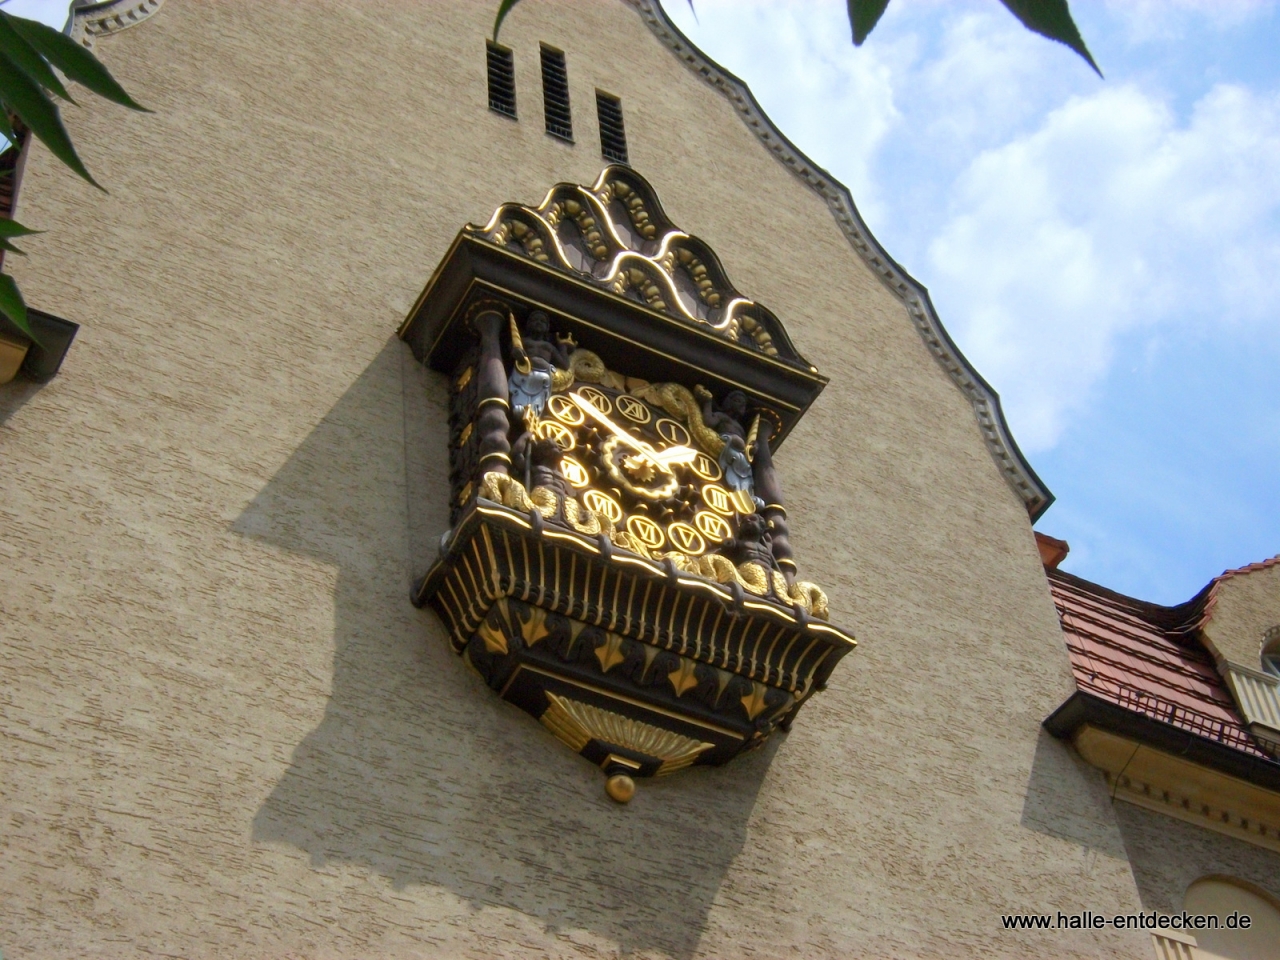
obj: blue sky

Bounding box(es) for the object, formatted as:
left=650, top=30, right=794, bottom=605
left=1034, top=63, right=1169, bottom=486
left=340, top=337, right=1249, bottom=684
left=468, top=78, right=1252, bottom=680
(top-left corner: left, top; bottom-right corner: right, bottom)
left=664, top=0, right=1280, bottom=604
left=9, top=0, right=1276, bottom=604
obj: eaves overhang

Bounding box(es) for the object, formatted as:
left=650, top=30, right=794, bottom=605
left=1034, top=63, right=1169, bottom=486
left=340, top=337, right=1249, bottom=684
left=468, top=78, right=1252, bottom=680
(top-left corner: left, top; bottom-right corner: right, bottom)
left=1045, top=690, right=1280, bottom=796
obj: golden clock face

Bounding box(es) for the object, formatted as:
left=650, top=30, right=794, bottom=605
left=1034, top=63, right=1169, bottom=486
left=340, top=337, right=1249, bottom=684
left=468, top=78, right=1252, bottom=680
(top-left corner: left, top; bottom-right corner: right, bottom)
left=536, top=385, right=756, bottom=557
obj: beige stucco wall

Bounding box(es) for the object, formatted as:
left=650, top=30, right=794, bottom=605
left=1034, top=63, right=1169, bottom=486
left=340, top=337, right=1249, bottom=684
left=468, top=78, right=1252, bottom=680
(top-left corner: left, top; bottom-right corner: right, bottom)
left=1115, top=802, right=1280, bottom=921
left=0, top=1, right=1172, bottom=956
left=1203, top=564, right=1280, bottom=668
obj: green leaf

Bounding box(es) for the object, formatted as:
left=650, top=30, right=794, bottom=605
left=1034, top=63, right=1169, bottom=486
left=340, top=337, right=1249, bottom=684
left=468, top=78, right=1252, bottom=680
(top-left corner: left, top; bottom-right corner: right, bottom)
left=0, top=49, right=101, bottom=188
left=0, top=218, right=40, bottom=239
left=0, top=107, right=14, bottom=144
left=0, top=14, right=72, bottom=103
left=848, top=0, right=892, bottom=45
left=0, top=237, right=25, bottom=255
left=492, top=0, right=521, bottom=41
left=0, top=271, right=34, bottom=342
left=6, top=12, right=149, bottom=112
left=998, top=0, right=1101, bottom=76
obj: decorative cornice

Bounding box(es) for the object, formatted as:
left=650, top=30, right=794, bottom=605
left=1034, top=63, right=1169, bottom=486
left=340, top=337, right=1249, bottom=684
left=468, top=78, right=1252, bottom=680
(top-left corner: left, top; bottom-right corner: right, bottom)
left=469, top=165, right=810, bottom=365
left=630, top=0, right=1053, bottom=520
left=1074, top=725, right=1280, bottom=854
left=69, top=0, right=164, bottom=47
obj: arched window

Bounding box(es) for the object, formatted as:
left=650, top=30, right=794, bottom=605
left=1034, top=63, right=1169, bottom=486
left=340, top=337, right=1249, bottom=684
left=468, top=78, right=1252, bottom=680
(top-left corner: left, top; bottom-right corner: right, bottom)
left=1183, top=877, right=1280, bottom=960
left=1262, top=626, right=1280, bottom=679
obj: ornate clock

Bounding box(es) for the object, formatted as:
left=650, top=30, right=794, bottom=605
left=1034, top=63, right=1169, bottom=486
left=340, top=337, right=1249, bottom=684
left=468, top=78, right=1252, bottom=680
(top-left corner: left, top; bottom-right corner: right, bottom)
left=400, top=167, right=856, bottom=802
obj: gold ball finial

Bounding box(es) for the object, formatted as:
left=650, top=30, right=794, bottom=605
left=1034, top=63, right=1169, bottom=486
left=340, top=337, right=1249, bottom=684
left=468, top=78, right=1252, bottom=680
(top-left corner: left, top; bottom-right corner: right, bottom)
left=605, top=774, right=635, bottom=804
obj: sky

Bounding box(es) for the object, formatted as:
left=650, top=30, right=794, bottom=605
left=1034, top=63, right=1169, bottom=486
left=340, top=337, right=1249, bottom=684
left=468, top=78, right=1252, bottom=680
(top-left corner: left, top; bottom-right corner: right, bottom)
left=7, top=0, right=1276, bottom=604
left=663, top=0, right=1280, bottom=604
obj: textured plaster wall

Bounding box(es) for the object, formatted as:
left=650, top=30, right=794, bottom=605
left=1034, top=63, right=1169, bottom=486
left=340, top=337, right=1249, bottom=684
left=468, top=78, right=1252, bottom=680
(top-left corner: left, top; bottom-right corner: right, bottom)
left=1203, top=564, right=1280, bottom=667
left=0, top=1, right=1157, bottom=957
left=1115, top=802, right=1280, bottom=916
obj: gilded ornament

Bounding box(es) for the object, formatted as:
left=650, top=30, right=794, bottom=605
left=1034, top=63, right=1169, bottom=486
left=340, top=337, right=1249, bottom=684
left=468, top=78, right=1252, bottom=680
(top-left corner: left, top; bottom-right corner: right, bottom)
left=582, top=489, right=623, bottom=523
left=740, top=681, right=771, bottom=721
left=701, top=483, right=736, bottom=516
left=655, top=417, right=690, bottom=447
left=540, top=693, right=715, bottom=775
left=547, top=394, right=586, bottom=426
left=668, top=658, right=699, bottom=697
left=575, top=385, right=612, bottom=415
left=616, top=394, right=651, bottom=424
left=666, top=521, right=707, bottom=556
left=694, top=510, right=732, bottom=544
left=595, top=632, right=626, bottom=672
left=626, top=514, right=665, bottom=550
left=536, top=419, right=575, bottom=451
left=558, top=456, right=591, bottom=488
left=605, top=774, right=636, bottom=804
left=689, top=451, right=723, bottom=482
left=515, top=604, right=551, bottom=646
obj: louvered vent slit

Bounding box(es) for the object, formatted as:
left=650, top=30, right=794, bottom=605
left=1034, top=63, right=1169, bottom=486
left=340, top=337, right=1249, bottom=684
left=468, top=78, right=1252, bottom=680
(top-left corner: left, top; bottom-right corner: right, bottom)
left=486, top=42, right=516, bottom=118
left=596, top=91, right=628, bottom=164
left=540, top=45, right=573, bottom=141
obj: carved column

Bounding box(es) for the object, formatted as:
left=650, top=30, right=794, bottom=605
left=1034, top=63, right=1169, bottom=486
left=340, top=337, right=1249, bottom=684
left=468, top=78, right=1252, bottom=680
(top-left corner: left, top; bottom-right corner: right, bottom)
left=473, top=308, right=511, bottom=476
left=751, top=420, right=795, bottom=586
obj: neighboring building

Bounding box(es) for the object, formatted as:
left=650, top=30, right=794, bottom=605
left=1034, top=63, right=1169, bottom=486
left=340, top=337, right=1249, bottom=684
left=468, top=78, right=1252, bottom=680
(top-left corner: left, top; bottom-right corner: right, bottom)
left=0, top=2, right=1276, bottom=958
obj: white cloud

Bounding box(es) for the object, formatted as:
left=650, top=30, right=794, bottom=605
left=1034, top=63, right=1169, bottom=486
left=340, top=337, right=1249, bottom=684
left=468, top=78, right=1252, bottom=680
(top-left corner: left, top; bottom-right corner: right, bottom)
left=1104, top=0, right=1275, bottom=43
left=664, top=0, right=903, bottom=223
left=928, top=82, right=1280, bottom=450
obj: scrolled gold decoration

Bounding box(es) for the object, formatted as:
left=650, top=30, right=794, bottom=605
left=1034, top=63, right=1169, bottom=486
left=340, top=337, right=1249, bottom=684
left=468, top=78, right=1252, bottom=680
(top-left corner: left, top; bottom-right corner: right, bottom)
left=631, top=383, right=724, bottom=458
left=540, top=693, right=715, bottom=775
left=660, top=550, right=831, bottom=621
left=478, top=473, right=618, bottom=538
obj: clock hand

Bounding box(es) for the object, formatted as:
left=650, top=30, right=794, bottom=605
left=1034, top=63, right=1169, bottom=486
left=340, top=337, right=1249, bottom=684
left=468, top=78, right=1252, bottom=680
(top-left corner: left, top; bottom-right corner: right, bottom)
left=570, top=392, right=674, bottom=470
left=653, top=445, right=697, bottom=466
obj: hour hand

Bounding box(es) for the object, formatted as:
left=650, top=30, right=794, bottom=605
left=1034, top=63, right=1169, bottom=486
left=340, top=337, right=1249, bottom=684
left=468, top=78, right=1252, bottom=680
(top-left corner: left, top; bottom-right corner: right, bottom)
left=652, top=445, right=697, bottom=466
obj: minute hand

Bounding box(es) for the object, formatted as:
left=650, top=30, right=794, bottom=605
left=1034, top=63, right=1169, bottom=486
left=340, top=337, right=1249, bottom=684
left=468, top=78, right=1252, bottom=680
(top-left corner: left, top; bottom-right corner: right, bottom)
left=569, top=392, right=696, bottom=468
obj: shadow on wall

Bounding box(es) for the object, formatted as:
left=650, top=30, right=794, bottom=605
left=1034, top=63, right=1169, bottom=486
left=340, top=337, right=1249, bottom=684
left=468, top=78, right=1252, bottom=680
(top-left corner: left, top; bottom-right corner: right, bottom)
left=236, top=338, right=770, bottom=959
left=0, top=378, right=46, bottom=428
left=1020, top=728, right=1130, bottom=860
left=1112, top=799, right=1280, bottom=915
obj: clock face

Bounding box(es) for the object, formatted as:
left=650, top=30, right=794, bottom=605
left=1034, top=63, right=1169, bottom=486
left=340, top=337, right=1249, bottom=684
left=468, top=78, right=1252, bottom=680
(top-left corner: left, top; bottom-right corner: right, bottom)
left=537, top=384, right=755, bottom=557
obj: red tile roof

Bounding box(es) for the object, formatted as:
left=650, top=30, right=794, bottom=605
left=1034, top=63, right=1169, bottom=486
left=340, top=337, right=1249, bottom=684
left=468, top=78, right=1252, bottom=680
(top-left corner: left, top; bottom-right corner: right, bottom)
left=1048, top=568, right=1272, bottom=760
